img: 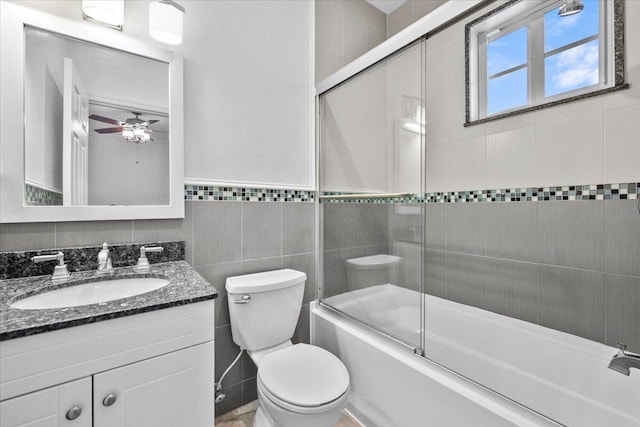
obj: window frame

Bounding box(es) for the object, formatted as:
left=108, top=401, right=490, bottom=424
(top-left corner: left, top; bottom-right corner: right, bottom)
left=465, top=0, right=626, bottom=126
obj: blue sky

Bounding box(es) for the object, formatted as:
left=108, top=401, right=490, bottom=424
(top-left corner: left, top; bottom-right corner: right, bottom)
left=487, top=1, right=600, bottom=114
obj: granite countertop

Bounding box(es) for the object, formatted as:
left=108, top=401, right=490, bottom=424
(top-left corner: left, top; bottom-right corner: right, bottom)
left=0, top=261, right=217, bottom=341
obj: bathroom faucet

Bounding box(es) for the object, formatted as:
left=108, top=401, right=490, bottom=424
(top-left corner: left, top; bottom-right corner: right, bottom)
left=32, top=251, right=70, bottom=282
left=608, top=344, right=640, bottom=376
left=96, top=243, right=113, bottom=274
left=136, top=245, right=164, bottom=270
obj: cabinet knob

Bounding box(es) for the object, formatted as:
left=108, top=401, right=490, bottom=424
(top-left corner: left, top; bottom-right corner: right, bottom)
left=102, top=393, right=117, bottom=407
left=65, top=406, right=82, bottom=420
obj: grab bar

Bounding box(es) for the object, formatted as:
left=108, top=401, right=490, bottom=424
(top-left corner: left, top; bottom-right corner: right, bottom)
left=319, top=192, right=417, bottom=200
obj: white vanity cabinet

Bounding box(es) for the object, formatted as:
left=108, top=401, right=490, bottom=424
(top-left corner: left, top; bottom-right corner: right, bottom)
left=0, top=377, right=92, bottom=427
left=93, top=342, right=213, bottom=427
left=0, top=301, right=215, bottom=427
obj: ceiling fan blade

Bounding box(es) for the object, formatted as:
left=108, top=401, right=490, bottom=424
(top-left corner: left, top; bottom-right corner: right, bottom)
left=89, top=114, right=121, bottom=126
left=146, top=120, right=159, bottom=125
left=94, top=127, right=124, bottom=134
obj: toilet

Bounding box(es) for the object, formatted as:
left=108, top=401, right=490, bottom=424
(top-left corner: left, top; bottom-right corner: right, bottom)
left=226, top=269, right=350, bottom=427
left=345, top=254, right=401, bottom=290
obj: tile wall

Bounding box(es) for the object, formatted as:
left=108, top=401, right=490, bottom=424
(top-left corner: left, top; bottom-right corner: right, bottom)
left=315, top=0, right=448, bottom=82
left=315, top=0, right=387, bottom=82
left=387, top=0, right=447, bottom=37
left=0, top=197, right=316, bottom=416
left=319, top=0, right=640, bottom=355
left=322, top=198, right=640, bottom=354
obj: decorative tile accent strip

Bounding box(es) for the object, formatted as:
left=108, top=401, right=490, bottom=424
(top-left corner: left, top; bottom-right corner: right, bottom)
left=321, top=183, right=639, bottom=204
left=320, top=192, right=424, bottom=204
left=427, top=183, right=640, bottom=203
left=184, top=185, right=315, bottom=202
left=0, top=241, right=185, bottom=281
left=25, top=183, right=63, bottom=206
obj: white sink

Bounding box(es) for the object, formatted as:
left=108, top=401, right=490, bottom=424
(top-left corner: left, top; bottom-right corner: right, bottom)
left=10, top=277, right=170, bottom=310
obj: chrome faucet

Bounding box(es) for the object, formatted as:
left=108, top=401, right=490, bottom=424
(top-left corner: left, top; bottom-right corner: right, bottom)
left=136, top=245, right=164, bottom=270
left=32, top=251, right=70, bottom=282
left=608, top=343, right=640, bottom=376
left=96, top=242, right=113, bottom=274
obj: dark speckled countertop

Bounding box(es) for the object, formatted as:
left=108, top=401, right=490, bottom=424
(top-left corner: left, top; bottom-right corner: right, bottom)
left=0, top=261, right=217, bottom=341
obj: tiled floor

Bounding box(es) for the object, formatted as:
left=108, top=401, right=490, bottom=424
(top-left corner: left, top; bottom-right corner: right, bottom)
left=215, top=400, right=362, bottom=427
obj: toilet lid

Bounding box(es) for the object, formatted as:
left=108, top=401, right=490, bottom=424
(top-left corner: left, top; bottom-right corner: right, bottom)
left=258, top=344, right=349, bottom=407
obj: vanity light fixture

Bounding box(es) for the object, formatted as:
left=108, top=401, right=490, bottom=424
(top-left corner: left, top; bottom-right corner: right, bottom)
left=82, top=0, right=124, bottom=30
left=149, top=0, right=185, bottom=45
left=558, top=0, right=584, bottom=16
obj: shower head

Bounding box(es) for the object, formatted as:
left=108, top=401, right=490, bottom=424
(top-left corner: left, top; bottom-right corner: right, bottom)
left=558, top=0, right=584, bottom=16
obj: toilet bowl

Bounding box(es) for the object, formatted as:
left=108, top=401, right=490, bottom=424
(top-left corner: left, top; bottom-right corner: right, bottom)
left=255, top=343, right=349, bottom=427
left=226, top=269, right=350, bottom=427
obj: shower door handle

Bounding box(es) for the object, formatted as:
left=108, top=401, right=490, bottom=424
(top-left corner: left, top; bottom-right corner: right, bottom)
left=232, top=295, right=251, bottom=304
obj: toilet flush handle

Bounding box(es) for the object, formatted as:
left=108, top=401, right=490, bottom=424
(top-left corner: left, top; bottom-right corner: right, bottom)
left=232, top=294, right=251, bottom=304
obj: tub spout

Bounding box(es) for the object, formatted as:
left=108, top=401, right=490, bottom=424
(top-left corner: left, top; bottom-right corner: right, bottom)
left=608, top=344, right=640, bottom=376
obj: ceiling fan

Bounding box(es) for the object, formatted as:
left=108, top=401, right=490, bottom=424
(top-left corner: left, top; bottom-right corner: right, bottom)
left=89, top=112, right=164, bottom=143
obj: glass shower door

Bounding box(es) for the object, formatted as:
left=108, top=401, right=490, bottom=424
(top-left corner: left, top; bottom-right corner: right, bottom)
left=318, top=40, right=425, bottom=352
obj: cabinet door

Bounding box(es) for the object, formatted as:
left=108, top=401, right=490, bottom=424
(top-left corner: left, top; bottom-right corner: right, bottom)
left=93, top=341, right=214, bottom=427
left=0, top=377, right=91, bottom=427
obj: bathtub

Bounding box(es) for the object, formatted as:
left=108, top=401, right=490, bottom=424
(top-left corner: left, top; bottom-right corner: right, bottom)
left=312, top=285, right=640, bottom=427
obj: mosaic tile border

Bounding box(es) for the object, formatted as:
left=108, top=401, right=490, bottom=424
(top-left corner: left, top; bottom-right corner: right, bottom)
left=184, top=185, right=315, bottom=202
left=320, top=192, right=425, bottom=204
left=320, top=183, right=640, bottom=204
left=25, top=183, right=63, bottom=206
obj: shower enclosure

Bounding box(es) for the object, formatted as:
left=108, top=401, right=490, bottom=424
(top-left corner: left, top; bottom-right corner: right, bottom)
left=318, top=39, right=426, bottom=353
left=315, top=4, right=640, bottom=424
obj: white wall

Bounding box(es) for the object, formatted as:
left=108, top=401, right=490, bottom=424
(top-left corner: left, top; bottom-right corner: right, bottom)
left=178, top=0, right=313, bottom=189
left=13, top=0, right=315, bottom=190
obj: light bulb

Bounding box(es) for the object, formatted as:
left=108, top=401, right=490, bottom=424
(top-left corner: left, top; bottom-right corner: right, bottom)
left=149, top=1, right=185, bottom=45
left=82, top=0, right=124, bottom=29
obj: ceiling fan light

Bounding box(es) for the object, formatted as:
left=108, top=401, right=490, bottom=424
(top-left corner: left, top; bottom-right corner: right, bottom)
left=149, top=0, right=185, bottom=45
left=122, top=129, right=134, bottom=140
left=82, top=0, right=124, bottom=30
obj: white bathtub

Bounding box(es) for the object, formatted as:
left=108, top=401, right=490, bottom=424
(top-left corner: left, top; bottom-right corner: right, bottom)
left=313, top=285, right=640, bottom=427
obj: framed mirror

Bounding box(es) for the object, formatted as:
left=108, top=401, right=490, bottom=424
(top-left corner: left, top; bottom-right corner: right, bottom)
left=0, top=2, right=184, bottom=223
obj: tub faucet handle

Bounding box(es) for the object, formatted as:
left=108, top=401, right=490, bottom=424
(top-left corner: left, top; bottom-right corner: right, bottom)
left=617, top=343, right=627, bottom=355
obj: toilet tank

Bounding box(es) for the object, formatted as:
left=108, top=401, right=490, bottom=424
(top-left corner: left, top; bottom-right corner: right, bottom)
left=345, top=254, right=400, bottom=291
left=226, top=269, right=306, bottom=351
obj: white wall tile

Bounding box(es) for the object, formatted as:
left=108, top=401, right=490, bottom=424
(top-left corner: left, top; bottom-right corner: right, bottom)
left=367, top=24, right=387, bottom=50
left=425, top=141, right=447, bottom=193
left=343, top=13, right=369, bottom=60
left=537, top=113, right=604, bottom=186
left=445, top=136, right=487, bottom=192
left=484, top=111, right=535, bottom=135
left=316, top=0, right=344, bottom=55
left=387, top=1, right=413, bottom=37
left=486, top=126, right=537, bottom=189
left=316, top=45, right=346, bottom=83
left=535, top=96, right=603, bottom=124
left=604, top=104, right=640, bottom=183
left=604, top=17, right=640, bottom=111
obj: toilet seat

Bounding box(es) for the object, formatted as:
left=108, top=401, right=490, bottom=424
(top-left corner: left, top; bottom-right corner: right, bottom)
left=258, top=344, right=349, bottom=413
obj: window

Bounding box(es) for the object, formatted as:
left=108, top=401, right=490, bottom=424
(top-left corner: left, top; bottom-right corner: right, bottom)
left=465, top=0, right=625, bottom=124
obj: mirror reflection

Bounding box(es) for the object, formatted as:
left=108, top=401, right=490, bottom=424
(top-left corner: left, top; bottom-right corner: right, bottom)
left=24, top=26, right=170, bottom=206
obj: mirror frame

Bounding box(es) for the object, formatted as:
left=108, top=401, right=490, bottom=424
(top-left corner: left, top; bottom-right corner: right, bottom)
left=0, top=2, right=184, bottom=223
